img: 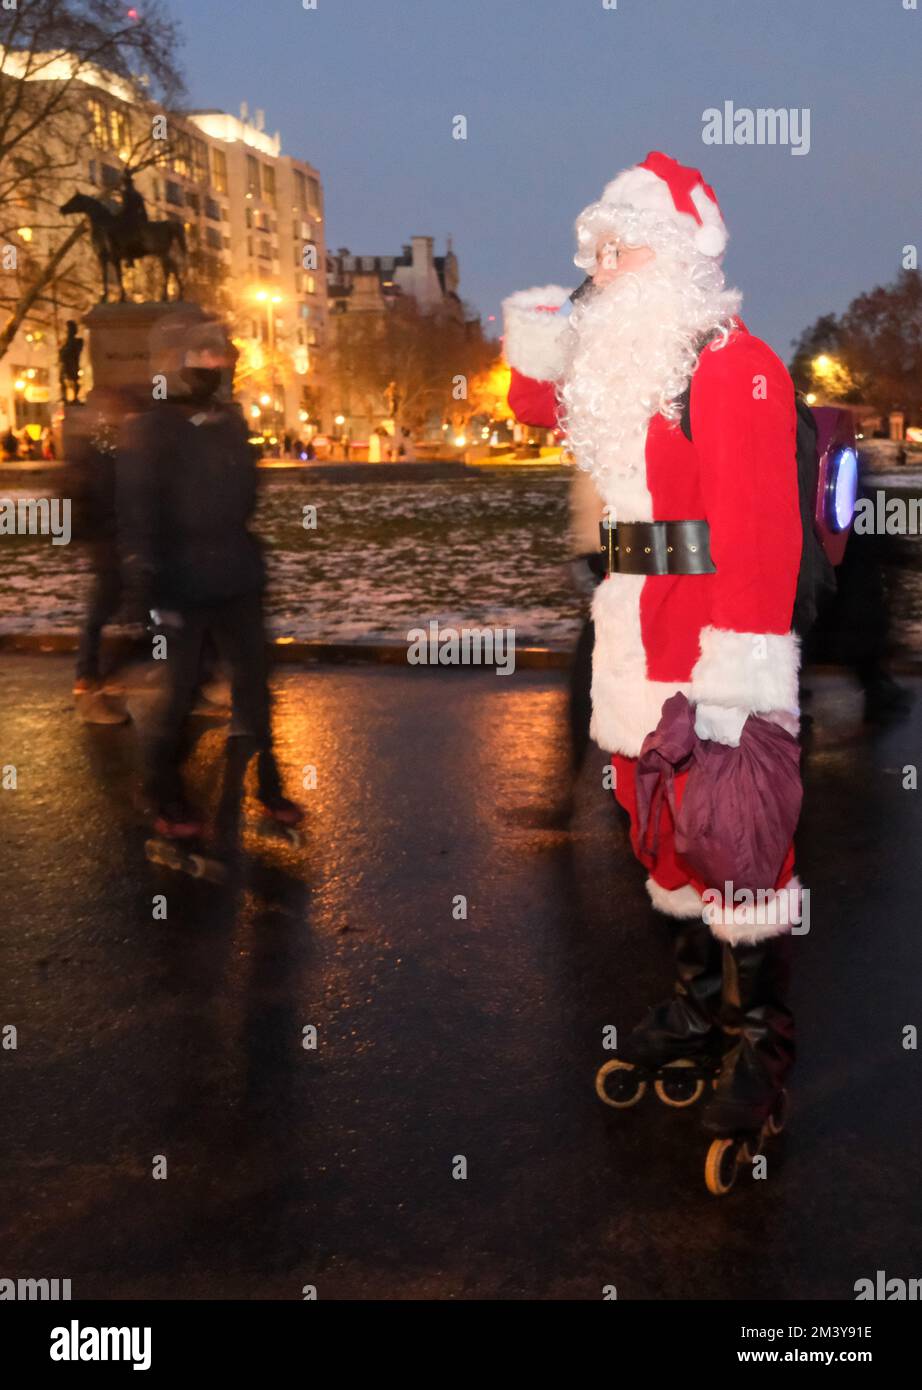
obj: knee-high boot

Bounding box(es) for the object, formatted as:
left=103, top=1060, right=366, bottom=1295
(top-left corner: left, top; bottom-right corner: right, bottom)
left=701, top=935, right=796, bottom=1134
left=620, top=917, right=724, bottom=1068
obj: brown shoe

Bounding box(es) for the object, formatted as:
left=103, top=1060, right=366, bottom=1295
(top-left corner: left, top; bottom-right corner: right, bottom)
left=75, top=689, right=131, bottom=725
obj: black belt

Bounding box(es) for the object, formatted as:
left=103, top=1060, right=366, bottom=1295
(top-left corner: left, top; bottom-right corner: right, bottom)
left=598, top=519, right=716, bottom=575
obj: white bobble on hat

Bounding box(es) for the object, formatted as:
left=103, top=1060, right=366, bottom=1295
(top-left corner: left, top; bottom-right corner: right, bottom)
left=694, top=222, right=728, bottom=257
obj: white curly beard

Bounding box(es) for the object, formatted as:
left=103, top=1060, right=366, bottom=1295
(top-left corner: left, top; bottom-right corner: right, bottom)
left=558, top=254, right=741, bottom=519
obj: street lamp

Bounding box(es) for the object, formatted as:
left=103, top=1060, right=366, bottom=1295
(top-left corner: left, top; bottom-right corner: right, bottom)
left=254, top=289, right=284, bottom=434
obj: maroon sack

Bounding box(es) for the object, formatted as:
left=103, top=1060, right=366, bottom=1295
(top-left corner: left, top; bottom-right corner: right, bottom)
left=635, top=693, right=803, bottom=893
left=634, top=692, right=697, bottom=864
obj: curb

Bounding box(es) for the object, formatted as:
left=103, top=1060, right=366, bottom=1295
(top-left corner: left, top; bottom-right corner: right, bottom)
left=1, top=632, right=919, bottom=677
left=0, top=631, right=572, bottom=671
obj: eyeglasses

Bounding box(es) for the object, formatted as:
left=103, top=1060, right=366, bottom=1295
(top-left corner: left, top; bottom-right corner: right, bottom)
left=596, top=241, right=621, bottom=271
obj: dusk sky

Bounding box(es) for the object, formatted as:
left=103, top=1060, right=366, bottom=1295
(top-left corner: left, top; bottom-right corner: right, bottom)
left=165, top=0, right=922, bottom=359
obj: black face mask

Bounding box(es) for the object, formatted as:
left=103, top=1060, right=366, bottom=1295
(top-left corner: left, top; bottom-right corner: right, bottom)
left=180, top=366, right=222, bottom=402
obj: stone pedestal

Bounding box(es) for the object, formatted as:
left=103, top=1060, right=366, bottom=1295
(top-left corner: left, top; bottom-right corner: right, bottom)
left=61, top=301, right=217, bottom=463
left=82, top=300, right=212, bottom=393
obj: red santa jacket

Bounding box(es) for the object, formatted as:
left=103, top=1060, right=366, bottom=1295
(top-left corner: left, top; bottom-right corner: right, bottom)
left=503, top=285, right=802, bottom=758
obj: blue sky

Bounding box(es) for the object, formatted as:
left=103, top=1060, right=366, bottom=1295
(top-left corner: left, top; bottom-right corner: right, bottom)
left=164, top=0, right=922, bottom=358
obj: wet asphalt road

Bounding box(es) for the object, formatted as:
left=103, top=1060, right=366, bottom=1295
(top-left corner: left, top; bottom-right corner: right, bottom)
left=1, top=654, right=921, bottom=1301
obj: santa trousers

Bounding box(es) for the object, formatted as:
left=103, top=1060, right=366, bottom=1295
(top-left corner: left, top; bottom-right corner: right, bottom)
left=611, top=753, right=796, bottom=918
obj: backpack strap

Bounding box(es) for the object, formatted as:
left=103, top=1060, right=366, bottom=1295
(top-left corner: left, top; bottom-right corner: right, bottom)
left=675, top=329, right=725, bottom=443
left=678, top=386, right=692, bottom=442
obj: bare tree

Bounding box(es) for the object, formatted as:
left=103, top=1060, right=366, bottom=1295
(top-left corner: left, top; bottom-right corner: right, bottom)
left=838, top=270, right=922, bottom=422
left=0, top=0, right=185, bottom=361
left=790, top=271, right=922, bottom=422
left=329, top=296, right=499, bottom=441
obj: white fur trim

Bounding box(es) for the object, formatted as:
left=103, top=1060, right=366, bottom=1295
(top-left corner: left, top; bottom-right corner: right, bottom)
left=694, top=702, right=748, bottom=745
left=502, top=284, right=573, bottom=381
left=702, top=877, right=802, bottom=944
left=646, top=878, right=704, bottom=919
left=590, top=575, right=692, bottom=756
left=593, top=164, right=727, bottom=259
left=690, top=627, right=800, bottom=715
left=601, top=166, right=676, bottom=221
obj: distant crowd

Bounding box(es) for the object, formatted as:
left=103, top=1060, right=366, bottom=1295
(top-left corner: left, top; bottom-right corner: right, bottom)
left=2, top=424, right=57, bottom=462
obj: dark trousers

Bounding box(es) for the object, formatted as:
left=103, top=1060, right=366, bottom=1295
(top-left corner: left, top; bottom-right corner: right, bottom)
left=147, top=591, right=282, bottom=810
left=568, top=616, right=595, bottom=777
left=76, top=543, right=122, bottom=681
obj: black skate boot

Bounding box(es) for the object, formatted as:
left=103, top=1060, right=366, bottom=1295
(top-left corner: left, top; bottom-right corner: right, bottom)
left=596, top=917, right=725, bottom=1109
left=702, top=936, right=795, bottom=1194
left=152, top=800, right=203, bottom=840
left=259, top=796, right=305, bottom=843
left=145, top=802, right=225, bottom=882
left=253, top=739, right=305, bottom=844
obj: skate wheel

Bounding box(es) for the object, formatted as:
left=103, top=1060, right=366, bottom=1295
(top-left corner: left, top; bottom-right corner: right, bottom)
left=766, top=1088, right=789, bottom=1137
left=145, top=838, right=180, bottom=870
left=705, top=1136, right=741, bottom=1195
left=595, top=1059, right=646, bottom=1109
left=654, top=1058, right=705, bottom=1108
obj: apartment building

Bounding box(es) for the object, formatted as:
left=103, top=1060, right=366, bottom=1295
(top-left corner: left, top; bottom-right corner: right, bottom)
left=0, top=68, right=327, bottom=442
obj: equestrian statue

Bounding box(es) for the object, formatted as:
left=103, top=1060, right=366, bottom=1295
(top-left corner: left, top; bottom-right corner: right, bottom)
left=60, top=170, right=187, bottom=303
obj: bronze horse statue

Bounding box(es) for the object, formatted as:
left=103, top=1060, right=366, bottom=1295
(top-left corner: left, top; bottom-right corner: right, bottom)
left=60, top=192, right=187, bottom=302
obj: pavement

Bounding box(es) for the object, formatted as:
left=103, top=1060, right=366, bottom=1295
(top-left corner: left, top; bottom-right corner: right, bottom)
left=1, top=654, right=921, bottom=1300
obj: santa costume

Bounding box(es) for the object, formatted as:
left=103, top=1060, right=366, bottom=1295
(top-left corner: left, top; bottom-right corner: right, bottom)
left=503, top=152, right=801, bottom=1137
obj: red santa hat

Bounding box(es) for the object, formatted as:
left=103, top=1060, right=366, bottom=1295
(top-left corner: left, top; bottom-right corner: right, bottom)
left=585, top=151, right=728, bottom=259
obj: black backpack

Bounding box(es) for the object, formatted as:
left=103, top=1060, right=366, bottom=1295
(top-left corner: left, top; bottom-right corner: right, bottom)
left=678, top=386, right=837, bottom=639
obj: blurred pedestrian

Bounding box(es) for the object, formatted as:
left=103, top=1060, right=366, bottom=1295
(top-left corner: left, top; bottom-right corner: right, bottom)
left=804, top=454, right=913, bottom=725
left=69, top=387, right=134, bottom=724
left=117, top=317, right=303, bottom=841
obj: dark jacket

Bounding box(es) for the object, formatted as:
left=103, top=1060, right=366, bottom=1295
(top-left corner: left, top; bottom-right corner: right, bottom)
left=117, top=401, right=264, bottom=611
left=68, top=432, right=118, bottom=545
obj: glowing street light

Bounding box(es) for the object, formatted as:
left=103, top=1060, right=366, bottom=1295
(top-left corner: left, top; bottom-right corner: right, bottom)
left=254, top=289, right=285, bottom=430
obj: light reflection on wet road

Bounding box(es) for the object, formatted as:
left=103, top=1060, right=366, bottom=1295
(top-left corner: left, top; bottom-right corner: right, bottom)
left=1, top=656, right=921, bottom=1299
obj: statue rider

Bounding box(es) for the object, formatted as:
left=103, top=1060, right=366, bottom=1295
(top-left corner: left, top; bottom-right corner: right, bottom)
left=119, top=169, right=149, bottom=265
